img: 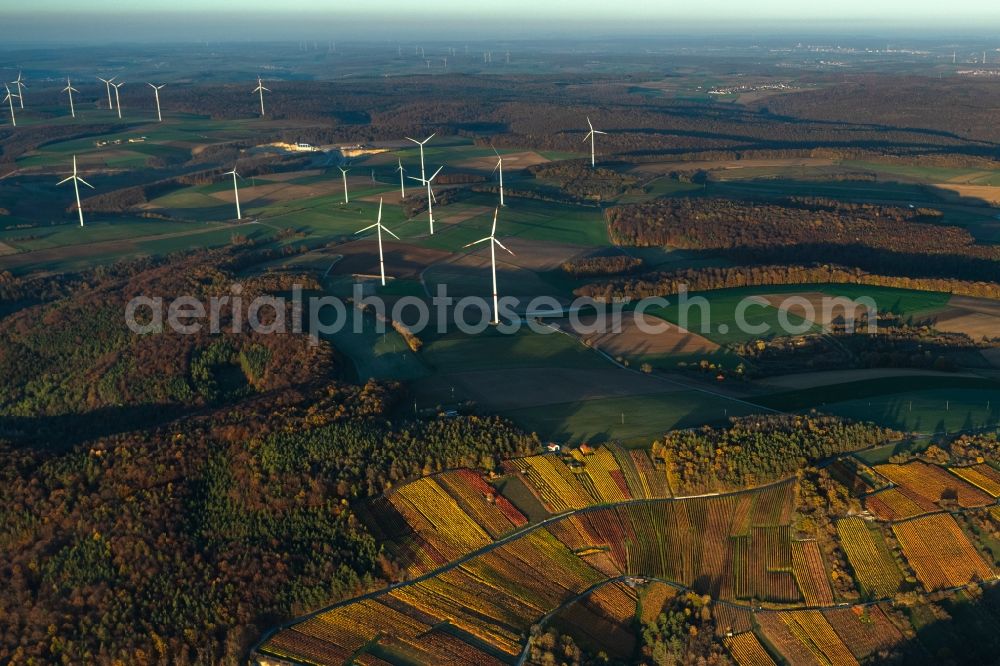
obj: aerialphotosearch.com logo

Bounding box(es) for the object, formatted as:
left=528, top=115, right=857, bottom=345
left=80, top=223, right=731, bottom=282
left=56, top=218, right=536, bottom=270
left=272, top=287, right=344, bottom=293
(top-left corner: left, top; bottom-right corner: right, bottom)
left=124, top=283, right=879, bottom=341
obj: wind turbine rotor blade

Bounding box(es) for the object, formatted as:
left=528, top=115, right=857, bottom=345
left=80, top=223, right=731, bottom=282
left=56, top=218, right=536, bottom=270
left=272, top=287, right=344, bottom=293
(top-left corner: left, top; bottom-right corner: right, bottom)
left=57, top=176, right=74, bottom=185
left=406, top=175, right=426, bottom=183
left=582, top=131, right=593, bottom=142
left=405, top=136, right=419, bottom=144
left=428, top=166, right=443, bottom=181
left=463, top=236, right=492, bottom=248
left=587, top=116, right=593, bottom=131
left=77, top=177, right=95, bottom=189
left=494, top=238, right=515, bottom=256
left=491, top=208, right=498, bottom=236
left=425, top=132, right=436, bottom=142
left=382, top=226, right=400, bottom=240
left=594, top=130, right=607, bottom=135
left=377, top=197, right=383, bottom=223
left=355, top=222, right=379, bottom=234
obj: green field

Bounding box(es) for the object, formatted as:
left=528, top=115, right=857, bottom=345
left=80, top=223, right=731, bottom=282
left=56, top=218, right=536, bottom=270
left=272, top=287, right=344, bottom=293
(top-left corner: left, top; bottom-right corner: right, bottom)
left=503, top=389, right=758, bottom=446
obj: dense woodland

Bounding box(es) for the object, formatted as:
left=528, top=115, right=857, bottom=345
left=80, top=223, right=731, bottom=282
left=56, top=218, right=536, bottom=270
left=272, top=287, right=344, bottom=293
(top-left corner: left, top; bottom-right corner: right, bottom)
left=577, top=264, right=1000, bottom=302
left=0, top=248, right=540, bottom=664
left=606, top=197, right=1000, bottom=283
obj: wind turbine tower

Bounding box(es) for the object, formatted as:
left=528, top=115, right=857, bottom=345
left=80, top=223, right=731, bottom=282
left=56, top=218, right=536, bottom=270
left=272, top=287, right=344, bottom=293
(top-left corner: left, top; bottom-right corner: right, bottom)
left=492, top=147, right=505, bottom=206
left=583, top=116, right=606, bottom=168
left=112, top=81, right=125, bottom=119
left=222, top=166, right=242, bottom=219
left=253, top=77, right=270, bottom=117
left=62, top=78, right=79, bottom=118
left=396, top=159, right=406, bottom=199
left=57, top=155, right=95, bottom=227
left=148, top=83, right=165, bottom=122
left=355, top=198, right=399, bottom=286
left=3, top=85, right=16, bottom=127
left=339, top=167, right=350, bottom=204
left=463, top=208, right=515, bottom=325
left=408, top=166, right=443, bottom=234
left=10, top=72, right=25, bottom=109
left=97, top=76, right=116, bottom=111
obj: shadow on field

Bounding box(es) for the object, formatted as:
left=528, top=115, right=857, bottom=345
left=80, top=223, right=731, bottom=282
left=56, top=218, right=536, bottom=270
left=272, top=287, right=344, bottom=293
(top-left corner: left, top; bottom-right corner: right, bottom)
left=0, top=404, right=191, bottom=452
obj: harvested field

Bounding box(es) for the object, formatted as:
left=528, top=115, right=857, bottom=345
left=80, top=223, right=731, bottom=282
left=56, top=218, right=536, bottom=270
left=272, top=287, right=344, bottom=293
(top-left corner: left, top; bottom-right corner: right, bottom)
left=327, top=240, right=453, bottom=280
left=756, top=292, right=874, bottom=327
left=496, top=237, right=590, bottom=272
left=553, top=313, right=719, bottom=359
left=0, top=240, right=17, bottom=256
left=456, top=151, right=551, bottom=170
left=931, top=295, right=1000, bottom=339
left=934, top=183, right=1000, bottom=205
left=631, top=157, right=837, bottom=176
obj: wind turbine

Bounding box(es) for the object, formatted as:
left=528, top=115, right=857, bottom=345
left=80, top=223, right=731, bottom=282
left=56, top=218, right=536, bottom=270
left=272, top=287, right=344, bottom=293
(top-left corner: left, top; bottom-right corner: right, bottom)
left=253, top=76, right=269, bottom=117
left=463, top=208, right=514, bottom=325
left=339, top=166, right=350, bottom=204
left=97, top=76, right=116, bottom=111
left=405, top=133, right=435, bottom=187
left=10, top=72, right=25, bottom=109
left=222, top=166, right=242, bottom=219
left=62, top=78, right=79, bottom=118
left=492, top=146, right=505, bottom=207
left=148, top=83, right=165, bottom=122
left=408, top=166, right=443, bottom=234
left=355, top=198, right=399, bottom=286
left=3, top=85, right=16, bottom=127
left=583, top=116, right=606, bottom=168
left=112, top=81, right=125, bottom=119
left=396, top=158, right=406, bottom=199
left=57, top=155, right=94, bottom=227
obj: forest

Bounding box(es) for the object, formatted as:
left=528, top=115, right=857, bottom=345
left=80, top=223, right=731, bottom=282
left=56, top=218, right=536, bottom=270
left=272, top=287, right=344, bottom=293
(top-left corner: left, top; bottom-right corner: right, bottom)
left=576, top=264, right=1000, bottom=302
left=605, top=197, right=1000, bottom=283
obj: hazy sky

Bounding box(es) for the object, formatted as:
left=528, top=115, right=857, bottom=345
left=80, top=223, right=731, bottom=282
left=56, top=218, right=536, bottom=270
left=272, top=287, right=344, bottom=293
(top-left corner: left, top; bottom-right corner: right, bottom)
left=4, top=1, right=1000, bottom=43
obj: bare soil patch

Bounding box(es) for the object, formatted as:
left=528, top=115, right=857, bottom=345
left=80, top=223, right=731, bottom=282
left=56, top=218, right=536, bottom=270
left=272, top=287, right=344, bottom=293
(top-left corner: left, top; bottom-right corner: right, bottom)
left=328, top=240, right=453, bottom=280
left=456, top=151, right=551, bottom=170
left=554, top=313, right=718, bottom=358
left=631, top=157, right=835, bottom=176
left=757, top=292, right=875, bottom=327
left=933, top=184, right=1000, bottom=205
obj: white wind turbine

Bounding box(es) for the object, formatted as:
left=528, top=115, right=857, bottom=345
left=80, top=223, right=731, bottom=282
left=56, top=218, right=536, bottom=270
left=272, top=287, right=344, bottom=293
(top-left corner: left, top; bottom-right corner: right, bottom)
left=583, top=116, right=606, bottom=168
left=3, top=85, right=16, bottom=127
left=62, top=78, right=79, bottom=118
left=10, top=72, right=25, bottom=109
left=339, top=166, right=350, bottom=204
left=222, top=166, right=243, bottom=219
left=148, top=83, right=165, bottom=122
left=491, top=146, right=505, bottom=207
left=355, top=197, right=399, bottom=286
left=463, top=208, right=515, bottom=325
left=97, top=76, right=116, bottom=112
left=57, top=155, right=95, bottom=227
left=405, top=132, right=435, bottom=188
left=112, top=81, right=125, bottom=119
left=408, top=165, right=443, bottom=234
left=396, top=158, right=406, bottom=199
left=253, top=76, right=269, bottom=117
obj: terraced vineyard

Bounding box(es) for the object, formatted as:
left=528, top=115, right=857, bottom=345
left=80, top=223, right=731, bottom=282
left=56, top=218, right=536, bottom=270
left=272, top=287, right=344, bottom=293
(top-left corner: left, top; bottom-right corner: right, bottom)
left=255, top=449, right=1000, bottom=666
